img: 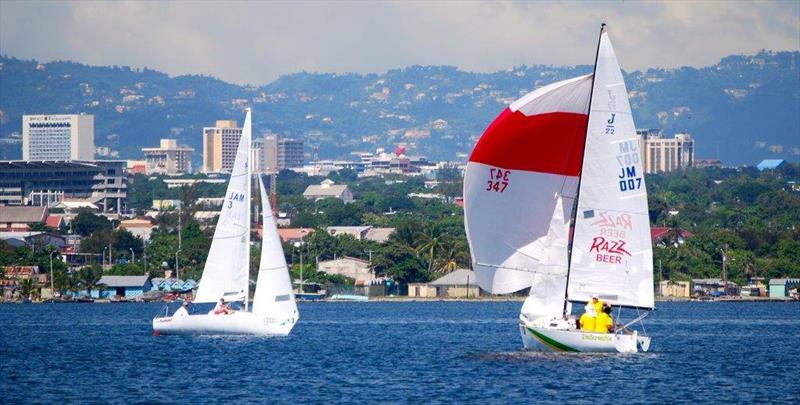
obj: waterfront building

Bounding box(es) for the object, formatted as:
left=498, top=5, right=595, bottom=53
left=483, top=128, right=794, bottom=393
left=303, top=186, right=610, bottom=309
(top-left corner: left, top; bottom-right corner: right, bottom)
left=317, top=257, right=374, bottom=285
left=657, top=280, right=693, bottom=298
left=0, top=160, right=127, bottom=213
left=408, top=269, right=482, bottom=298
left=692, top=279, right=740, bottom=297
left=22, top=114, right=95, bottom=161
left=303, top=179, right=354, bottom=203
left=73, top=275, right=152, bottom=299
left=768, top=278, right=799, bottom=298
left=278, top=138, right=304, bottom=169
left=202, top=120, right=242, bottom=173
left=141, top=139, right=194, bottom=175
left=636, top=129, right=695, bottom=174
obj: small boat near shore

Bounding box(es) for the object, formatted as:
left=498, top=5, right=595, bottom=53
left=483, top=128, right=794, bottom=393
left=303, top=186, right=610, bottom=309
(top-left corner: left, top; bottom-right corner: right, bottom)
left=328, top=294, right=369, bottom=302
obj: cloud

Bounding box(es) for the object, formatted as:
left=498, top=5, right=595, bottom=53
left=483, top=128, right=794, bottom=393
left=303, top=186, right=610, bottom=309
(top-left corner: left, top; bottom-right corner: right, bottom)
left=1, top=0, right=798, bottom=84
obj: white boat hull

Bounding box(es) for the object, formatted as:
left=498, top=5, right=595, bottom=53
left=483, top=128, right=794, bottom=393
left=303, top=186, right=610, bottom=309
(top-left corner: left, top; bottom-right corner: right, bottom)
left=519, top=322, right=650, bottom=353
left=153, top=311, right=297, bottom=336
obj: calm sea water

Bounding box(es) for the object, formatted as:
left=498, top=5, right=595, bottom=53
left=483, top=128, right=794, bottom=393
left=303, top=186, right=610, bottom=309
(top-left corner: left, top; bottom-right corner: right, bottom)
left=1, top=301, right=797, bottom=403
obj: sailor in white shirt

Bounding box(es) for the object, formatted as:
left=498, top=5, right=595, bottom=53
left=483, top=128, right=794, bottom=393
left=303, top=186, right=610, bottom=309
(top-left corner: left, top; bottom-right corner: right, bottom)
left=174, top=300, right=190, bottom=317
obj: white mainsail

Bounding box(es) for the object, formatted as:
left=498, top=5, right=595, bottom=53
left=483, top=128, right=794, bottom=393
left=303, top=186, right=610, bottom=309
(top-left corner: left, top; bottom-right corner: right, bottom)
left=463, top=75, right=592, bottom=296
left=252, top=175, right=298, bottom=317
left=567, top=32, right=654, bottom=309
left=194, top=109, right=252, bottom=303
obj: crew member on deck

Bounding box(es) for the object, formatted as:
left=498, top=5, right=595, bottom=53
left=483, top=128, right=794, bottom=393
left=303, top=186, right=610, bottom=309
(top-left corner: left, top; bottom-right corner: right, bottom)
left=212, top=298, right=233, bottom=315
left=591, top=294, right=605, bottom=316
left=579, top=303, right=596, bottom=332
left=174, top=301, right=190, bottom=317
left=594, top=304, right=614, bottom=333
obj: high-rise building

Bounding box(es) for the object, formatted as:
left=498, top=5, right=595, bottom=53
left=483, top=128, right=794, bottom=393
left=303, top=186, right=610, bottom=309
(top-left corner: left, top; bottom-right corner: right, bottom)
left=278, top=138, right=304, bottom=169
left=637, top=129, right=695, bottom=173
left=142, top=139, right=194, bottom=175
left=263, top=135, right=278, bottom=173
left=22, top=114, right=94, bottom=160
left=202, top=120, right=242, bottom=173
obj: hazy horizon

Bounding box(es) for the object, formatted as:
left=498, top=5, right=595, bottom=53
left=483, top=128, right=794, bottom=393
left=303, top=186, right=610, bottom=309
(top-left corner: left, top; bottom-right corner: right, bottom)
left=1, top=1, right=798, bottom=85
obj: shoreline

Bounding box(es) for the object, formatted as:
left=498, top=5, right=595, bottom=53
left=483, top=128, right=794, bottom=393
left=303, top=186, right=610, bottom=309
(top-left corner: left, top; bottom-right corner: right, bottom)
left=2, top=296, right=797, bottom=304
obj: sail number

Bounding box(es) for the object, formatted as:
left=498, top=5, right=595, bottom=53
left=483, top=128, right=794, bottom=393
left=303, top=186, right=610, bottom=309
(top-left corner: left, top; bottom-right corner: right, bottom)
left=618, top=166, right=642, bottom=192
left=227, top=192, right=246, bottom=208
left=486, top=168, right=510, bottom=193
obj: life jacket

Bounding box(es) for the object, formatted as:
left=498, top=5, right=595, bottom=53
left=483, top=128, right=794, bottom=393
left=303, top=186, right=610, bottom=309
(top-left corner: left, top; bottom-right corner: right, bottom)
left=594, top=312, right=613, bottom=333
left=579, top=313, right=595, bottom=332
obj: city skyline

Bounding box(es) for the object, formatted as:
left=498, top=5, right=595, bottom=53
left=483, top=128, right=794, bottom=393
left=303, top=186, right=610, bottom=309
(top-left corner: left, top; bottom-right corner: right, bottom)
left=1, top=1, right=798, bottom=85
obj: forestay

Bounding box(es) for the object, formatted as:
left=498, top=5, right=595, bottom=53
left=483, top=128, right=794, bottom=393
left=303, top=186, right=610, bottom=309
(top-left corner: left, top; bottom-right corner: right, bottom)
left=464, top=75, right=592, bottom=295
left=567, top=33, right=654, bottom=309
left=194, top=110, right=252, bottom=303
left=252, top=175, right=298, bottom=317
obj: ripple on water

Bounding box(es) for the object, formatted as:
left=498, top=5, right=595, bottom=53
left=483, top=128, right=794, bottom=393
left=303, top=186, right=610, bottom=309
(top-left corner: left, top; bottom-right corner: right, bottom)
left=1, top=301, right=798, bottom=403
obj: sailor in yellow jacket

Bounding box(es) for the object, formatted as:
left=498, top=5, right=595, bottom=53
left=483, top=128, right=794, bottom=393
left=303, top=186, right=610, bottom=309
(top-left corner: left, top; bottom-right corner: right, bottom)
left=579, top=303, right=596, bottom=332
left=591, top=294, right=605, bottom=316
left=594, top=304, right=614, bottom=333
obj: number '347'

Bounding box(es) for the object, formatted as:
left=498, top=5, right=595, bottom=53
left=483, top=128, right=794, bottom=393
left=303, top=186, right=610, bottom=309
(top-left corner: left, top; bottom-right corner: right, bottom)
left=486, top=168, right=510, bottom=193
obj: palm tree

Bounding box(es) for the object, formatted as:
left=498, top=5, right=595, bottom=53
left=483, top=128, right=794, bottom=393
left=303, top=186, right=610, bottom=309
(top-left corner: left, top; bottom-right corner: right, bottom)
left=415, top=224, right=443, bottom=276
left=434, top=237, right=470, bottom=276
left=77, top=266, right=103, bottom=298
left=19, top=279, right=36, bottom=300
left=664, top=218, right=683, bottom=247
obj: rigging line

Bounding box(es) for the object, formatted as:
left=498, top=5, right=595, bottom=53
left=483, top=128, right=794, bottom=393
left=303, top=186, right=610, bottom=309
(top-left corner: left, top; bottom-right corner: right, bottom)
left=474, top=262, right=566, bottom=277
left=563, top=23, right=606, bottom=319
left=580, top=206, right=649, bottom=216
left=259, top=265, right=287, bottom=272
left=210, top=232, right=248, bottom=240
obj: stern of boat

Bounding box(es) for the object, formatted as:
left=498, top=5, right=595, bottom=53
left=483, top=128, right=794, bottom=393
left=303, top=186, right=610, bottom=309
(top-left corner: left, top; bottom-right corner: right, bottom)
left=520, top=318, right=647, bottom=353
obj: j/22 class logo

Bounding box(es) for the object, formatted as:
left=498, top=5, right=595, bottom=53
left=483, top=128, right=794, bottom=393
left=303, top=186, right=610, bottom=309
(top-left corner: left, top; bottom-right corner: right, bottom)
left=227, top=192, right=246, bottom=208
left=485, top=168, right=511, bottom=193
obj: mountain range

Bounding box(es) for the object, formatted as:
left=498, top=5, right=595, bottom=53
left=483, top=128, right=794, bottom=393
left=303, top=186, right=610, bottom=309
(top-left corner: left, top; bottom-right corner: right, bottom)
left=0, top=51, right=798, bottom=165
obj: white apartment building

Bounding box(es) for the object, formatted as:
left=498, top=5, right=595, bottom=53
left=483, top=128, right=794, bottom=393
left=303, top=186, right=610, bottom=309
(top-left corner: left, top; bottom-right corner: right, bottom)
left=142, top=139, right=194, bottom=175
left=22, top=114, right=94, bottom=160
left=636, top=129, right=695, bottom=174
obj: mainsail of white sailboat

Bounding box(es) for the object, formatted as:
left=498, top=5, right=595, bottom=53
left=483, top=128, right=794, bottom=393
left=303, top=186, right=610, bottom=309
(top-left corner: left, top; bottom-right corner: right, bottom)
left=193, top=110, right=252, bottom=305
left=464, top=25, right=653, bottom=353
left=153, top=108, right=298, bottom=336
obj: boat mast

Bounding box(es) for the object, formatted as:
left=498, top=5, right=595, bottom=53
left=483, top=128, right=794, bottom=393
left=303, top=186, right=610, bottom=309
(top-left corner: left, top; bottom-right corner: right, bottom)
left=562, top=23, right=606, bottom=319
left=244, top=108, right=252, bottom=312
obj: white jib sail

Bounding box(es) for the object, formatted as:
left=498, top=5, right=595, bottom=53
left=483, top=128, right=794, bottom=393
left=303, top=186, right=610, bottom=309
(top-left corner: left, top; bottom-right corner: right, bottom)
left=252, top=174, right=298, bottom=317
left=567, top=32, right=655, bottom=309
left=464, top=75, right=592, bottom=295
left=194, top=109, right=252, bottom=303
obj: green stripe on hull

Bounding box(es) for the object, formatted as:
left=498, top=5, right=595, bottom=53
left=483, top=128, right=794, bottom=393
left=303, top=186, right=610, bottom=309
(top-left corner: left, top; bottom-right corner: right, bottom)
left=527, top=327, right=580, bottom=352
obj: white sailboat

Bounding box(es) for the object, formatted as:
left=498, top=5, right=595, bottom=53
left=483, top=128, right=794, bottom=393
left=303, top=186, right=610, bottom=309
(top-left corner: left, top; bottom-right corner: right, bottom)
left=153, top=109, right=298, bottom=336
left=464, top=25, right=653, bottom=353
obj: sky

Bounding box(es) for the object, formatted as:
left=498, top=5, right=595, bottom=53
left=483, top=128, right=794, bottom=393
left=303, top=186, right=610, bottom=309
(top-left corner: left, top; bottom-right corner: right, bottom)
left=1, top=0, right=798, bottom=85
